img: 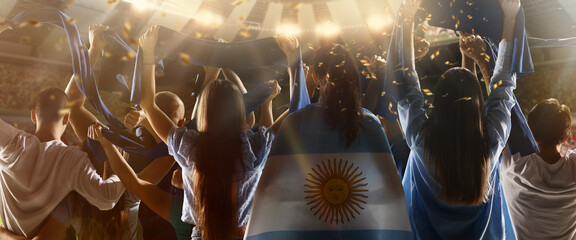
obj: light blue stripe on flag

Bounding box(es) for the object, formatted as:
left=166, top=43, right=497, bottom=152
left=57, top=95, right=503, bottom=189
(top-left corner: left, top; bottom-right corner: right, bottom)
left=246, top=229, right=412, bottom=240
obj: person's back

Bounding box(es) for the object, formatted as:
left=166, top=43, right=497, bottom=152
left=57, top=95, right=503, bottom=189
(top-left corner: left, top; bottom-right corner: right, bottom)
left=502, top=98, right=576, bottom=239
left=245, top=44, right=411, bottom=239
left=0, top=87, right=125, bottom=237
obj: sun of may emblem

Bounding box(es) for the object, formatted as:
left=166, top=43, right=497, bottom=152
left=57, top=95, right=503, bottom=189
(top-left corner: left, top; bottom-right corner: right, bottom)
left=304, top=158, right=368, bottom=224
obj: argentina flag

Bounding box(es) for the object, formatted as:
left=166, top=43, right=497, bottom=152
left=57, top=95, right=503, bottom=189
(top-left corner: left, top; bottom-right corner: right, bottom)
left=245, top=103, right=412, bottom=239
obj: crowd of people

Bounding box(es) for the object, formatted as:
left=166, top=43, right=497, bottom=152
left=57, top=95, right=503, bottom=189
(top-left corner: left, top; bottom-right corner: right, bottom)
left=1, top=0, right=575, bottom=239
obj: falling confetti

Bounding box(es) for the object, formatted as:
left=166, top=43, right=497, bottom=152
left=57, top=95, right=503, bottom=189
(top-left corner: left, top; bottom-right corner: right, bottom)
left=445, top=61, right=457, bottom=66
left=455, top=97, right=472, bottom=102
left=467, top=15, right=473, bottom=19
left=231, top=0, right=248, bottom=6
left=466, top=1, right=474, bottom=6
left=239, top=30, right=251, bottom=38
left=27, top=20, right=39, bottom=26
left=335, top=60, right=346, bottom=68
left=452, top=15, right=460, bottom=29
left=359, top=59, right=369, bottom=66
left=20, top=36, right=31, bottom=43
left=107, top=0, right=117, bottom=6
left=423, top=89, right=433, bottom=96
left=381, top=91, right=386, bottom=96
left=308, top=43, right=314, bottom=50
left=388, top=102, right=397, bottom=115
left=392, top=80, right=403, bottom=85
left=493, top=80, right=503, bottom=90
left=104, top=51, right=113, bottom=58
left=317, top=62, right=324, bottom=68
left=442, top=93, right=449, bottom=97
left=430, top=50, right=440, bottom=60
left=179, top=53, right=190, bottom=65
left=126, top=51, right=135, bottom=59
left=480, top=52, right=490, bottom=62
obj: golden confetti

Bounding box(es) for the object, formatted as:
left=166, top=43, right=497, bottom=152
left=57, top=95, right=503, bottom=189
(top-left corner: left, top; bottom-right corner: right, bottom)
left=467, top=15, right=473, bottom=19
left=423, top=89, right=433, bottom=96
left=466, top=1, right=474, bottom=6
left=126, top=51, right=135, bottom=59
left=356, top=53, right=361, bottom=58
left=381, top=91, right=386, bottom=96
left=482, top=17, right=488, bottom=22
left=20, top=36, right=30, bottom=43
left=452, top=15, right=460, bottom=29
left=442, top=93, right=449, bottom=97
left=231, top=0, right=248, bottom=6
left=392, top=80, right=403, bottom=85
left=340, top=108, right=347, bottom=112
left=104, top=51, right=113, bottom=58
left=66, top=18, right=76, bottom=24
left=430, top=50, right=440, bottom=60
left=455, top=97, right=472, bottom=102
left=493, top=80, right=503, bottom=90
left=335, top=60, right=346, bottom=68
left=398, top=67, right=409, bottom=71
left=360, top=59, right=369, bottom=66
left=107, top=0, right=117, bottom=6
left=179, top=53, right=190, bottom=65
left=422, top=26, right=428, bottom=32
left=27, top=20, right=38, bottom=26
left=481, top=52, right=490, bottom=62
left=308, top=43, right=314, bottom=50
left=317, top=62, right=324, bottom=68
left=426, top=13, right=432, bottom=21
left=445, top=61, right=457, bottom=66
left=388, top=102, right=397, bottom=115
left=239, top=30, right=251, bottom=38
left=129, top=38, right=139, bottom=45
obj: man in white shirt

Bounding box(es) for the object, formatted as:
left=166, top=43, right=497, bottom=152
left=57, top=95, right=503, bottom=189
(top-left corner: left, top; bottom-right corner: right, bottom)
left=502, top=98, right=576, bottom=240
left=0, top=87, right=125, bottom=238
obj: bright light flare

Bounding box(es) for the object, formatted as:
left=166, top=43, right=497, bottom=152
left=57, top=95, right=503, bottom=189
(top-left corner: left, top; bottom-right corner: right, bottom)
left=276, top=23, right=301, bottom=36
left=196, top=11, right=224, bottom=28
left=316, top=22, right=341, bottom=37
left=366, top=15, right=393, bottom=31
left=126, top=0, right=153, bottom=11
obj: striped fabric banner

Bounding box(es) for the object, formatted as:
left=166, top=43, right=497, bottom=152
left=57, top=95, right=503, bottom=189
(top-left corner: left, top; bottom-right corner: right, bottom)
left=245, top=104, right=411, bottom=239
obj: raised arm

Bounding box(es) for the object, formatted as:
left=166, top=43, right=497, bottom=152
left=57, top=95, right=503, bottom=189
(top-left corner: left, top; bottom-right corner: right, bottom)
left=65, top=24, right=107, bottom=142
left=396, top=0, right=427, bottom=147
left=459, top=33, right=492, bottom=94
left=485, top=0, right=521, bottom=155
left=88, top=123, right=173, bottom=220
left=260, top=80, right=281, bottom=128
left=139, top=26, right=175, bottom=144
left=275, top=34, right=299, bottom=100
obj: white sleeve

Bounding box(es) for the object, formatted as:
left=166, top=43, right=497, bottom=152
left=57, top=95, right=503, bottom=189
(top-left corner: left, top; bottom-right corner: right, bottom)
left=70, top=151, right=125, bottom=210
left=0, top=118, right=25, bottom=155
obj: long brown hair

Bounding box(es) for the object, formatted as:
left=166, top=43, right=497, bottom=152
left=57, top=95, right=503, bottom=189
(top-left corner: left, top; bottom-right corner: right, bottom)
left=65, top=142, right=130, bottom=240
left=423, top=68, right=490, bottom=206
left=314, top=44, right=362, bottom=148
left=194, top=79, right=246, bottom=240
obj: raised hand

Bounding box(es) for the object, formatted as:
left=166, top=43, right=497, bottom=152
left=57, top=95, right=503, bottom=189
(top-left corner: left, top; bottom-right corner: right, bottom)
left=414, top=37, right=430, bottom=60
left=274, top=34, right=299, bottom=60
left=364, top=55, right=387, bottom=77
left=266, top=80, right=281, bottom=101
left=88, top=24, right=109, bottom=52
left=459, top=34, right=487, bottom=63
left=500, top=0, right=521, bottom=41
left=400, top=0, right=422, bottom=21
left=124, top=109, right=146, bottom=129
left=139, top=25, right=160, bottom=62
left=87, top=122, right=109, bottom=142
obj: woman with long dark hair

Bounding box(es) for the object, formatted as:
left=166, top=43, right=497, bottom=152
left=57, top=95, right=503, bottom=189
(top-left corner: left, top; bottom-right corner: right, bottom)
left=116, top=26, right=293, bottom=240
left=397, top=0, right=521, bottom=239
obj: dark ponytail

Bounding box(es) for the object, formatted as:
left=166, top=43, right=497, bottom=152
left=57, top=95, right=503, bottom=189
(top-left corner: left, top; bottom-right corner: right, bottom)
left=314, top=44, right=362, bottom=148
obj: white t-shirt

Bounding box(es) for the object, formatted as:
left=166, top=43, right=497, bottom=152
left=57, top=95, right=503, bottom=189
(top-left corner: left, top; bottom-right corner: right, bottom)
left=0, top=119, right=125, bottom=238
left=501, top=148, right=576, bottom=240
